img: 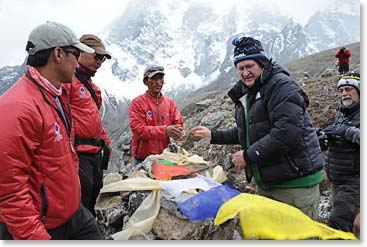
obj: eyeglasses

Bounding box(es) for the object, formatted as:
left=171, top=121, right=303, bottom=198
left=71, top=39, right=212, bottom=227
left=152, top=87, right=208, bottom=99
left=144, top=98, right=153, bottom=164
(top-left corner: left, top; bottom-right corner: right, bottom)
left=144, top=66, right=164, bottom=78
left=63, top=48, right=80, bottom=60
left=236, top=63, right=257, bottom=74
left=94, top=54, right=106, bottom=63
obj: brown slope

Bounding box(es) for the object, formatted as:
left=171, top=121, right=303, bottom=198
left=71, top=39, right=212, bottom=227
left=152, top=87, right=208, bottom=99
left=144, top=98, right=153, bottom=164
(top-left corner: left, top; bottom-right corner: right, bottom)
left=285, top=42, right=360, bottom=80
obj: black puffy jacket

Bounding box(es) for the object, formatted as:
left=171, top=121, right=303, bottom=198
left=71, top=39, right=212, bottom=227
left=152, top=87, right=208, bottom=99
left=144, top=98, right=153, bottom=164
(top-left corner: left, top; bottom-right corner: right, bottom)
left=211, top=62, right=323, bottom=185
left=325, top=103, right=360, bottom=185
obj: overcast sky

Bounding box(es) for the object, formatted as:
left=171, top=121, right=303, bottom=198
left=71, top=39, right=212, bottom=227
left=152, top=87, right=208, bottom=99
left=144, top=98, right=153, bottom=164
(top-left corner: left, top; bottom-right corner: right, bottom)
left=0, top=0, right=362, bottom=67
left=0, top=0, right=128, bottom=67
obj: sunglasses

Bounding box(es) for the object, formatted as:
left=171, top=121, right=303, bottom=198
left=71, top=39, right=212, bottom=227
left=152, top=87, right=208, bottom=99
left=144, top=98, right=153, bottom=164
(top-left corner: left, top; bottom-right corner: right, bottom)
left=63, top=48, right=80, bottom=60
left=94, top=54, right=106, bottom=63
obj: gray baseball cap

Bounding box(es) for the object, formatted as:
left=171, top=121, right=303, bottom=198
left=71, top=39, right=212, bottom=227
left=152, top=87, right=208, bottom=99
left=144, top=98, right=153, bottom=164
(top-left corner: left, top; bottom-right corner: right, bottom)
left=143, top=65, right=165, bottom=79
left=26, top=21, right=94, bottom=55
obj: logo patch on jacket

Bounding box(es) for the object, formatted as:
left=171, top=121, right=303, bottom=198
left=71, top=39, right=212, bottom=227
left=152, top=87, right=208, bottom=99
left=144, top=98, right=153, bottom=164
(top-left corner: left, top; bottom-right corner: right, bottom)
left=79, top=87, right=86, bottom=96
left=146, top=111, right=153, bottom=120
left=54, top=122, right=63, bottom=141
left=256, top=92, right=261, bottom=100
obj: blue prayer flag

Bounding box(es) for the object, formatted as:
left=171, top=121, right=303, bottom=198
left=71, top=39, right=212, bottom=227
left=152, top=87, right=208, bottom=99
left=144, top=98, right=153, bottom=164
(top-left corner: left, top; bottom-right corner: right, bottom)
left=177, top=184, right=240, bottom=221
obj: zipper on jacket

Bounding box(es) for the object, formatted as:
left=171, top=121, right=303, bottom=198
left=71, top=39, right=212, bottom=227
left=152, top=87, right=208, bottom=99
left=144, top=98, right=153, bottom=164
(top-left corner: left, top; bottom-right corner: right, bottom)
left=156, top=98, right=161, bottom=152
left=40, top=184, right=48, bottom=224
left=285, top=154, right=303, bottom=176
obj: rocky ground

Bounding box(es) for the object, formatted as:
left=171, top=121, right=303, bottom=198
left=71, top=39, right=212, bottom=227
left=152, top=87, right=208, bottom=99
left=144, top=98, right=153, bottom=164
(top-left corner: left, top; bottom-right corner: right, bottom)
left=99, top=72, right=343, bottom=239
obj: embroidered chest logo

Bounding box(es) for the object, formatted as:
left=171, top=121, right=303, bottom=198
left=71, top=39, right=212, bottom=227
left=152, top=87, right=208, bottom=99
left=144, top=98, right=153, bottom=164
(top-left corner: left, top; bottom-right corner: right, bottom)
left=255, top=92, right=261, bottom=100
left=54, top=122, right=63, bottom=142
left=79, top=87, right=86, bottom=96
left=146, top=111, right=153, bottom=120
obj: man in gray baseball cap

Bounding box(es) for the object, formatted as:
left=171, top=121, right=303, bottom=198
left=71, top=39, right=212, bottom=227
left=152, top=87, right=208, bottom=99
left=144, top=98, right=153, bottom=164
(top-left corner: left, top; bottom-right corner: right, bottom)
left=26, top=21, right=94, bottom=55
left=0, top=21, right=101, bottom=240
left=128, top=64, right=184, bottom=166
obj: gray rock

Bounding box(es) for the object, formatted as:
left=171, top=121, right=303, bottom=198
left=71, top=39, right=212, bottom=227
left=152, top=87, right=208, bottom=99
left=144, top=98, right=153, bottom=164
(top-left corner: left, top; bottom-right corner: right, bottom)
left=103, top=172, right=123, bottom=186
left=109, top=149, right=125, bottom=173
left=127, top=191, right=151, bottom=215
left=160, top=190, right=191, bottom=219
left=152, top=207, right=240, bottom=240
left=318, top=195, right=331, bottom=224
left=196, top=98, right=216, bottom=108
left=200, top=111, right=229, bottom=129
left=95, top=193, right=129, bottom=239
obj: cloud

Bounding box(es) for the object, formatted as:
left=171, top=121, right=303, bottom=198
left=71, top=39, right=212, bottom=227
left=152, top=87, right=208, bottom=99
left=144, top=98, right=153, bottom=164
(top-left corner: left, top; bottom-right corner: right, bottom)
left=0, top=0, right=128, bottom=67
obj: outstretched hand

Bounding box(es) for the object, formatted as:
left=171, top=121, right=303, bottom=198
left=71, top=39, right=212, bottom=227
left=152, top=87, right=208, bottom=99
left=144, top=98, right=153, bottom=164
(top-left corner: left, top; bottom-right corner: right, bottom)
left=166, top=125, right=184, bottom=140
left=190, top=126, right=211, bottom=140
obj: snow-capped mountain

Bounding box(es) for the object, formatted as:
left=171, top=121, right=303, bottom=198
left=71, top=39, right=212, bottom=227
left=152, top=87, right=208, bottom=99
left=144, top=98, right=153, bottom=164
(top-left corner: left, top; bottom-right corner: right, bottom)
left=0, top=64, right=25, bottom=95
left=93, top=0, right=359, bottom=101
left=305, top=0, right=359, bottom=50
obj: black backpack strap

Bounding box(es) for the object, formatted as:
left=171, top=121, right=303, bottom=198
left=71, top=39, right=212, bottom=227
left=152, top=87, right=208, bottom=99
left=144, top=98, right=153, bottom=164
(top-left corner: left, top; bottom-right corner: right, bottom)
left=74, top=136, right=105, bottom=147
left=0, top=222, right=13, bottom=240
left=75, top=71, right=99, bottom=107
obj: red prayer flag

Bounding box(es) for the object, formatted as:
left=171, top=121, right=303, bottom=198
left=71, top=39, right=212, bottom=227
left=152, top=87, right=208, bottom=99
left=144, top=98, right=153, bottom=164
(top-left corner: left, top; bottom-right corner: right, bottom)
left=152, top=159, right=195, bottom=180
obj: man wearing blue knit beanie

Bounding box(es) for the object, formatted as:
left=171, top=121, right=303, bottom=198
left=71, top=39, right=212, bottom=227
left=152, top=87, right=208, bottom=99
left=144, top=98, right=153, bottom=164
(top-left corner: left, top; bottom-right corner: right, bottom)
left=191, top=37, right=323, bottom=220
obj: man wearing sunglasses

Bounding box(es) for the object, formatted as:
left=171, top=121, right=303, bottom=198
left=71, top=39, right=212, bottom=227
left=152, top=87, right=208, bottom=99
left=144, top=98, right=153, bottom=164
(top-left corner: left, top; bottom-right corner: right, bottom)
left=0, top=22, right=102, bottom=239
left=129, top=65, right=184, bottom=166
left=62, top=34, right=112, bottom=218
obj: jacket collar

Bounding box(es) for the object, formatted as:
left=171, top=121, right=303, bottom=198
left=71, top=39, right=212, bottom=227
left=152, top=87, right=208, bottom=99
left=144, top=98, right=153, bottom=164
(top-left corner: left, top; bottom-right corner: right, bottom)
left=26, top=66, right=62, bottom=97
left=340, top=102, right=360, bottom=117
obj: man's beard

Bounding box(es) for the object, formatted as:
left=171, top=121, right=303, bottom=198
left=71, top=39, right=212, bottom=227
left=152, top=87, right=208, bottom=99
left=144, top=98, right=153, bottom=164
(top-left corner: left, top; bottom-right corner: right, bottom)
left=342, top=99, right=353, bottom=106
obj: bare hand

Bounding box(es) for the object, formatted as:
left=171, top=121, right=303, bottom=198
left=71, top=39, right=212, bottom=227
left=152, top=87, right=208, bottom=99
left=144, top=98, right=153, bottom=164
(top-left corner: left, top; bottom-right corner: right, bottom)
left=166, top=125, right=184, bottom=140
left=190, top=126, right=211, bottom=140
left=232, top=150, right=246, bottom=173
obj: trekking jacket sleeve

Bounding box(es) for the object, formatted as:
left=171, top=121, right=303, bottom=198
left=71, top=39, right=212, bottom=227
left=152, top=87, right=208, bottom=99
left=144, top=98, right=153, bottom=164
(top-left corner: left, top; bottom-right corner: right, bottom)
left=0, top=102, right=50, bottom=239
left=92, top=82, right=103, bottom=109
left=345, top=126, right=360, bottom=145
left=88, top=81, right=110, bottom=147
left=101, top=127, right=111, bottom=145
left=335, top=50, right=341, bottom=58
left=210, top=127, right=240, bottom=145
left=96, top=84, right=111, bottom=145
left=344, top=49, right=351, bottom=58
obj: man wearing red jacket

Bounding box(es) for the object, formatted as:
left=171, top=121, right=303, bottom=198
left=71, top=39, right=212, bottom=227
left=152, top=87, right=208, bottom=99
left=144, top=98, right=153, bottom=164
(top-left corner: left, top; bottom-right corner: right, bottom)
left=335, top=47, right=351, bottom=75
left=63, top=34, right=112, bottom=217
left=0, top=22, right=101, bottom=239
left=129, top=65, right=184, bottom=166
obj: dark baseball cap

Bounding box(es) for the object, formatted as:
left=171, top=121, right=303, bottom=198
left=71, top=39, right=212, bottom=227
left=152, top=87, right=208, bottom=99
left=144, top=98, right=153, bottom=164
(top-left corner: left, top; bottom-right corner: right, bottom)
left=79, top=34, right=112, bottom=59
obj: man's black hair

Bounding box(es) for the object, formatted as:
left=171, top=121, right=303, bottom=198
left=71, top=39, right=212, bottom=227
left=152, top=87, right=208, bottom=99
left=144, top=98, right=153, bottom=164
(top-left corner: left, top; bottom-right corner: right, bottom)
left=26, top=48, right=54, bottom=67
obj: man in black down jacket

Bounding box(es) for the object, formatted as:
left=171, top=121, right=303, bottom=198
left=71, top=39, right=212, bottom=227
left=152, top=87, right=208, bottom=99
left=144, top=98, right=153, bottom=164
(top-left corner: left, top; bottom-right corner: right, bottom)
left=191, top=37, right=323, bottom=220
left=319, top=73, right=360, bottom=232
